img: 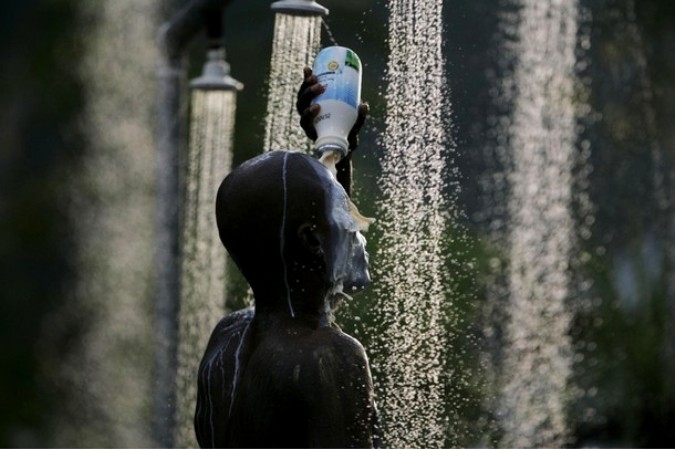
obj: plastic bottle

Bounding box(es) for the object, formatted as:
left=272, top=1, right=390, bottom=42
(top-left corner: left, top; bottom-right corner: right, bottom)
left=311, top=46, right=362, bottom=161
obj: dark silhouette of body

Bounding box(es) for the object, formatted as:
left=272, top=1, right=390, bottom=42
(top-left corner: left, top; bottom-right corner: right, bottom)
left=194, top=70, right=379, bottom=448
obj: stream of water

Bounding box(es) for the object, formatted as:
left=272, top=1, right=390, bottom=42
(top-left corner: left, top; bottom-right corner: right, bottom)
left=175, top=88, right=237, bottom=447
left=52, top=0, right=159, bottom=445
left=489, top=1, right=581, bottom=446
left=264, top=13, right=322, bottom=152
left=368, top=0, right=458, bottom=446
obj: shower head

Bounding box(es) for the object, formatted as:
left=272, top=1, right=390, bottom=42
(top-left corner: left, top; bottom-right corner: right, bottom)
left=270, top=0, right=329, bottom=16
left=190, top=48, right=243, bottom=91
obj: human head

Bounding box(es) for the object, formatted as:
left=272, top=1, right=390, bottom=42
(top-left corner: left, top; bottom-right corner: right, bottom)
left=215, top=151, right=370, bottom=316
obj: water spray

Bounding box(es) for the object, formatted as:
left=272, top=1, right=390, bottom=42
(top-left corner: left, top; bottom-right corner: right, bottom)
left=263, top=0, right=327, bottom=152
left=174, top=17, right=245, bottom=449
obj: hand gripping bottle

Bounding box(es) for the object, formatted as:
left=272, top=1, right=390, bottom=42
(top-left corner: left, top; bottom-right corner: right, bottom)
left=311, top=46, right=362, bottom=164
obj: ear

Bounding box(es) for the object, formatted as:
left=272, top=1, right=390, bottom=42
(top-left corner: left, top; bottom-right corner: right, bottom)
left=297, top=223, right=324, bottom=257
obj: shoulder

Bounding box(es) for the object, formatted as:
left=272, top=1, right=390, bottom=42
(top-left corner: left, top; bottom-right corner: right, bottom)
left=215, top=307, right=255, bottom=334
left=202, top=308, right=254, bottom=352
left=197, top=307, right=254, bottom=383
left=310, top=327, right=369, bottom=365
left=251, top=325, right=371, bottom=387
left=291, top=327, right=373, bottom=395
left=198, top=306, right=254, bottom=379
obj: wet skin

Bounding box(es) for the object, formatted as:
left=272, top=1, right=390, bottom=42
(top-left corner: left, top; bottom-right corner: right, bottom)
left=194, top=150, right=380, bottom=448
left=196, top=307, right=376, bottom=448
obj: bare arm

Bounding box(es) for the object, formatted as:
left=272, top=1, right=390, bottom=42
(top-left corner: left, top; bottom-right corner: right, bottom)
left=194, top=308, right=254, bottom=448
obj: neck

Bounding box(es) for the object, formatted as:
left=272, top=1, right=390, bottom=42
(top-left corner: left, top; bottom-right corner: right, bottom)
left=251, top=286, right=334, bottom=329
left=246, top=255, right=332, bottom=327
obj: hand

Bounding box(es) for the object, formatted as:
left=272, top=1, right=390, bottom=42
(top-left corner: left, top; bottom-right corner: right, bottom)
left=296, top=67, right=324, bottom=141
left=348, top=102, right=369, bottom=151
left=296, top=67, right=369, bottom=151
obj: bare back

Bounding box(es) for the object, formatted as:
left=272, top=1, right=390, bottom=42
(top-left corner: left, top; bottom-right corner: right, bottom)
left=195, top=310, right=379, bottom=448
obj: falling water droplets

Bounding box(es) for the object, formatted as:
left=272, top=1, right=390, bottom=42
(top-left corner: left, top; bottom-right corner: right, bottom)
left=175, top=89, right=237, bottom=447
left=320, top=17, right=339, bottom=46
left=488, top=1, right=581, bottom=447
left=367, top=0, right=462, bottom=447
left=50, top=1, right=159, bottom=445
left=264, top=13, right=322, bottom=152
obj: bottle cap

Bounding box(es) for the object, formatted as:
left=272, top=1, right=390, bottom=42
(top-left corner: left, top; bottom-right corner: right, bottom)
left=314, top=140, right=348, bottom=159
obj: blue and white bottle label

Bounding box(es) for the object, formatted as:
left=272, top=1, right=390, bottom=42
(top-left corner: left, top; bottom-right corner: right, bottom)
left=312, top=46, right=362, bottom=109
left=311, top=46, right=363, bottom=157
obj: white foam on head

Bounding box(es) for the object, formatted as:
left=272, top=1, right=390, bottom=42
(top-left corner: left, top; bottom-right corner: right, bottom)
left=325, top=180, right=370, bottom=296
left=318, top=150, right=341, bottom=177
left=316, top=149, right=375, bottom=233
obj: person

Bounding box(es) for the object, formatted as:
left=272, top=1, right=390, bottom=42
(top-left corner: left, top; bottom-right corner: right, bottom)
left=193, top=69, right=381, bottom=448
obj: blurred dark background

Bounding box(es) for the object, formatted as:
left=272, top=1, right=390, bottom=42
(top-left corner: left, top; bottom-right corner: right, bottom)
left=1, top=0, right=674, bottom=446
